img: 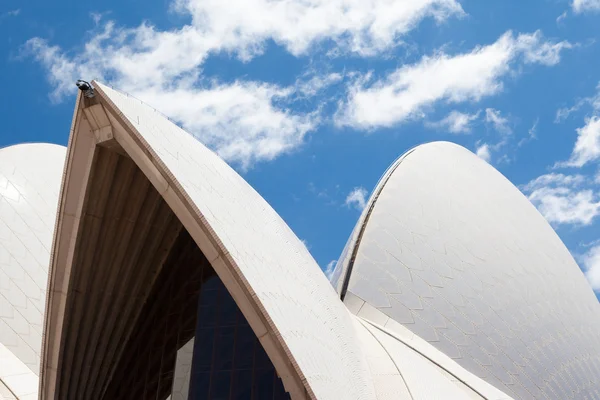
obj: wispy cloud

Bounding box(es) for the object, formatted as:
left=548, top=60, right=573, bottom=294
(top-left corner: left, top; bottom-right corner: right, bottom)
left=556, top=116, right=600, bottom=168
left=345, top=187, right=369, bottom=211
left=476, top=143, right=491, bottom=162
left=522, top=173, right=586, bottom=191
left=0, top=8, right=20, bottom=21
left=556, top=11, right=568, bottom=24
left=522, top=173, right=600, bottom=226
left=518, top=118, right=539, bottom=147
left=555, top=82, right=600, bottom=123
left=296, top=73, right=344, bottom=97
left=426, top=110, right=480, bottom=134
left=485, top=108, right=512, bottom=135
left=554, top=81, right=600, bottom=175
left=336, top=30, right=572, bottom=129
left=580, top=244, right=600, bottom=291
left=324, top=260, right=337, bottom=279
left=308, top=182, right=342, bottom=206
left=475, top=137, right=514, bottom=165
left=467, top=109, right=516, bottom=163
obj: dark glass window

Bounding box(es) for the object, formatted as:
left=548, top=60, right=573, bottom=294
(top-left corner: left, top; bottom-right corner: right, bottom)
left=189, top=276, right=290, bottom=400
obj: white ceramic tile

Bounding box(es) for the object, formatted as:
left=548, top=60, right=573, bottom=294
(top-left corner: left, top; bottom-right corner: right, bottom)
left=338, top=142, right=600, bottom=399
left=97, top=82, right=377, bottom=400
left=0, top=143, right=66, bottom=399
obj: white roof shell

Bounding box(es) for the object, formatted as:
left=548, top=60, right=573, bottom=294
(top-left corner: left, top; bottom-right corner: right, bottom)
left=41, top=82, right=377, bottom=400
left=333, top=141, right=600, bottom=399
left=0, top=143, right=66, bottom=399
left=102, top=82, right=375, bottom=399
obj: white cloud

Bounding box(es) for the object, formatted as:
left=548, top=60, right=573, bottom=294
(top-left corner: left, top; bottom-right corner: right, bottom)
left=324, top=260, right=337, bottom=279
left=25, top=0, right=465, bottom=168
left=581, top=245, right=600, bottom=291
left=556, top=11, right=568, bottom=24
left=555, top=82, right=600, bottom=123
left=555, top=105, right=579, bottom=123
left=345, top=187, right=368, bottom=210
left=523, top=173, right=600, bottom=225
left=558, top=116, right=600, bottom=168
left=336, top=30, right=571, bottom=129
left=528, top=188, right=600, bottom=225
left=528, top=118, right=539, bottom=139
left=485, top=108, right=512, bottom=135
left=296, top=73, right=343, bottom=97
left=175, top=0, right=464, bottom=57
left=522, top=173, right=586, bottom=191
left=427, top=110, right=479, bottom=133
left=573, top=0, right=600, bottom=13
left=134, top=82, right=318, bottom=169
left=26, top=34, right=316, bottom=169
left=25, top=0, right=465, bottom=96
left=301, top=239, right=311, bottom=250
left=518, top=118, right=539, bottom=147
left=0, top=9, right=20, bottom=20
left=475, top=143, right=491, bottom=162
left=469, top=110, right=514, bottom=162
left=515, top=31, right=573, bottom=65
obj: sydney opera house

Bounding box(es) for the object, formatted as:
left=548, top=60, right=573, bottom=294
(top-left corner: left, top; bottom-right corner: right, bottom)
left=1, top=80, right=600, bottom=400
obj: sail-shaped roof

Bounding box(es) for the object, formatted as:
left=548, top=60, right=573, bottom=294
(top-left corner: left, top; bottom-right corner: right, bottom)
left=333, top=141, right=600, bottom=399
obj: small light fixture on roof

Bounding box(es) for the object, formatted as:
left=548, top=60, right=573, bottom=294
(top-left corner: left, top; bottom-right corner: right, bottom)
left=75, top=80, right=95, bottom=98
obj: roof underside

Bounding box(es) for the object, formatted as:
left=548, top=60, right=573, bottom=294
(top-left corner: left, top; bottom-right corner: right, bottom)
left=48, top=143, right=197, bottom=398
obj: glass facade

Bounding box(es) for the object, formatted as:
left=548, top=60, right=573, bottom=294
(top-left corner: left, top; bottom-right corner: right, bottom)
left=187, top=275, right=290, bottom=400
left=101, top=226, right=290, bottom=400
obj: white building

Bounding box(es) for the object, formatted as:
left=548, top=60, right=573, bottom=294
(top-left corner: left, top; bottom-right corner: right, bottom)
left=0, top=81, right=598, bottom=399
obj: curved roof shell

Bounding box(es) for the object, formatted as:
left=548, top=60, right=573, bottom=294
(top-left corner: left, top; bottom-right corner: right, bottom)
left=0, top=143, right=66, bottom=399
left=40, top=82, right=376, bottom=400
left=334, top=141, right=600, bottom=399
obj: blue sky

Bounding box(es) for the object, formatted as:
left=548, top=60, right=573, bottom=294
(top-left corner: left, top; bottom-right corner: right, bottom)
left=1, top=0, right=600, bottom=295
